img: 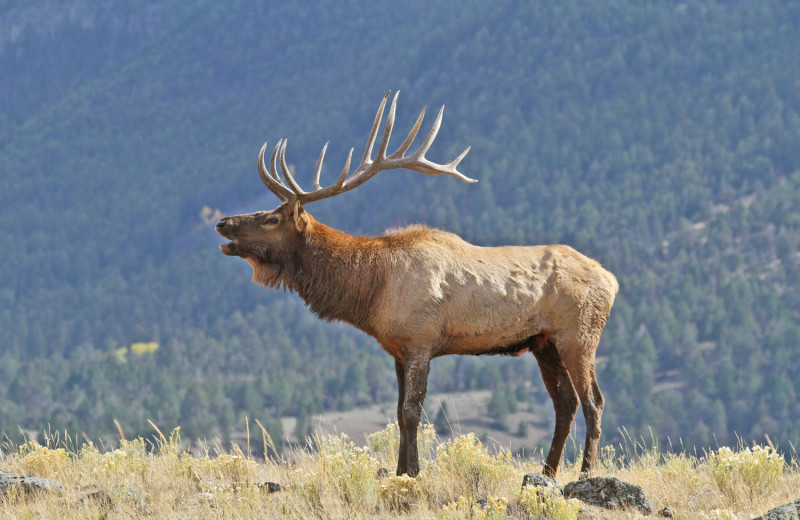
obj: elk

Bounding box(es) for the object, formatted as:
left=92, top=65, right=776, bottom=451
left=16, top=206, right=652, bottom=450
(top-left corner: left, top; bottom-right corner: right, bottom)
left=216, top=91, right=618, bottom=478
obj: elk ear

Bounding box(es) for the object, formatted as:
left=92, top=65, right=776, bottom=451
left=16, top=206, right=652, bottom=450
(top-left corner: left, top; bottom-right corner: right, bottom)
left=292, top=202, right=308, bottom=232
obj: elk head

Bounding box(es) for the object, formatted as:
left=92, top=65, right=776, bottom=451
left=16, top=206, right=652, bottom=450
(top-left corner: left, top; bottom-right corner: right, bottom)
left=216, top=203, right=311, bottom=290
left=217, top=203, right=307, bottom=258
left=216, top=90, right=475, bottom=271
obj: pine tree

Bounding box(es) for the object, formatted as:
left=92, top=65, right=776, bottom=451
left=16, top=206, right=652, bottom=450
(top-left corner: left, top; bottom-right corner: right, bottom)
left=433, top=402, right=452, bottom=435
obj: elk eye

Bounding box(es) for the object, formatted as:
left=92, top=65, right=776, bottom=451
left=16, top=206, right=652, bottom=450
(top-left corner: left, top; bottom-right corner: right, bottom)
left=264, top=216, right=279, bottom=225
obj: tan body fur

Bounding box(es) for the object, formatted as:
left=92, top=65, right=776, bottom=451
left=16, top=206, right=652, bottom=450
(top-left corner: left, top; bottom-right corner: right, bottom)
left=371, top=226, right=618, bottom=362
left=217, top=204, right=617, bottom=478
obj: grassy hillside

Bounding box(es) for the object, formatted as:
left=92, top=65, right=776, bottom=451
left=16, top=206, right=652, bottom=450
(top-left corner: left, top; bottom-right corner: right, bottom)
left=0, top=426, right=798, bottom=519
left=1, top=0, right=800, bottom=454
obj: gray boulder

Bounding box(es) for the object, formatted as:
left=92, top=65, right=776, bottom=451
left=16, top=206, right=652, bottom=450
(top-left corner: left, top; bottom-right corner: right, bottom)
left=563, top=476, right=652, bottom=515
left=521, top=472, right=561, bottom=491
left=521, top=472, right=563, bottom=504
left=80, top=489, right=114, bottom=511
left=257, top=481, right=282, bottom=493
left=0, top=469, right=64, bottom=497
left=751, top=498, right=800, bottom=520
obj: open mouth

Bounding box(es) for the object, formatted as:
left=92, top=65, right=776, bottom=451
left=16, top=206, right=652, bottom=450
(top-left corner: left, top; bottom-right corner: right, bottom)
left=216, top=224, right=240, bottom=256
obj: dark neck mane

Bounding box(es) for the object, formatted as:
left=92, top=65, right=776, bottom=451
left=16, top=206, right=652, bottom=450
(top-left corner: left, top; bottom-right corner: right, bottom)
left=255, top=222, right=387, bottom=335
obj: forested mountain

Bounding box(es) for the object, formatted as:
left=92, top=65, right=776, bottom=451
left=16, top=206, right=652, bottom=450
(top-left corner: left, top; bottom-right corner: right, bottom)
left=2, top=0, right=799, bottom=453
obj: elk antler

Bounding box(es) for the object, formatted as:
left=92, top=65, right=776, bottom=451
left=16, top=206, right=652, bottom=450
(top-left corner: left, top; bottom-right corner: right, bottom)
left=257, top=91, right=475, bottom=206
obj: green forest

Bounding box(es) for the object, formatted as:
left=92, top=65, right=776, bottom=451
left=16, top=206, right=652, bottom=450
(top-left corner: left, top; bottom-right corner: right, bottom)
left=1, top=0, right=799, bottom=455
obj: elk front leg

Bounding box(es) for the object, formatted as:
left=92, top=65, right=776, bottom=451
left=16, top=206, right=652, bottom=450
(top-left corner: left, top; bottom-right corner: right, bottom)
left=394, top=358, right=408, bottom=476
left=396, top=356, right=431, bottom=477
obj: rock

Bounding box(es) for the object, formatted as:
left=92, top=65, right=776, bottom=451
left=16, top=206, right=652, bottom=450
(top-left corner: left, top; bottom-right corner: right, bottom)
left=80, top=490, right=114, bottom=511
left=751, top=498, right=800, bottom=520
left=521, top=472, right=561, bottom=491
left=521, top=472, right=563, bottom=503
left=0, top=469, right=64, bottom=497
left=474, top=497, right=507, bottom=515
left=257, top=481, right=281, bottom=493
left=659, top=506, right=674, bottom=518
left=563, top=476, right=652, bottom=515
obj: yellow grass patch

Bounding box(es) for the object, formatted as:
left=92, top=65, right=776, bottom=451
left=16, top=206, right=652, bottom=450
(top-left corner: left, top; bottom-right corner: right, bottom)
left=1, top=426, right=798, bottom=519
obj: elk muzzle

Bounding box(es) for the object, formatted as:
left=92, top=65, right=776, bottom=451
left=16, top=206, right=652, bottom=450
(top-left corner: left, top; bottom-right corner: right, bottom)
left=216, top=217, right=240, bottom=256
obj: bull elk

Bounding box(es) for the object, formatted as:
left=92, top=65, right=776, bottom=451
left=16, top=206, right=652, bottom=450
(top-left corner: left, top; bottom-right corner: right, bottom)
left=216, top=91, right=618, bottom=478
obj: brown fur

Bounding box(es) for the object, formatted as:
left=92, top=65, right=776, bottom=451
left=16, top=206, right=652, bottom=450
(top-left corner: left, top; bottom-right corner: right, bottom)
left=223, top=205, right=389, bottom=335
left=217, top=202, right=618, bottom=478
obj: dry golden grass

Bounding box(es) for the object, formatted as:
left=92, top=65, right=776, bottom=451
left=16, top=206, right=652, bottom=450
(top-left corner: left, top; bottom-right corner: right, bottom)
left=1, top=424, right=798, bottom=519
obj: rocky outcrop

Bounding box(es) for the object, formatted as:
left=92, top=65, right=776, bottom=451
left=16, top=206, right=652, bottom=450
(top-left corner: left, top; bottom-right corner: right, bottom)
left=563, top=476, right=652, bottom=515
left=751, top=498, right=800, bottom=520
left=0, top=469, right=64, bottom=497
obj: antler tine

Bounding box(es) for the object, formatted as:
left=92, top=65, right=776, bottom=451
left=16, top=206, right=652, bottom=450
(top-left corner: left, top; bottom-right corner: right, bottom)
left=415, top=105, right=444, bottom=159
left=336, top=148, right=353, bottom=188
left=270, top=140, right=283, bottom=182
left=361, top=91, right=391, bottom=166
left=387, top=105, right=426, bottom=160
left=414, top=147, right=477, bottom=182
left=293, top=148, right=353, bottom=205
left=449, top=146, right=472, bottom=171
left=312, top=141, right=329, bottom=190
left=278, top=140, right=306, bottom=195
left=376, top=91, right=398, bottom=161
left=258, top=142, right=273, bottom=185
left=258, top=141, right=294, bottom=202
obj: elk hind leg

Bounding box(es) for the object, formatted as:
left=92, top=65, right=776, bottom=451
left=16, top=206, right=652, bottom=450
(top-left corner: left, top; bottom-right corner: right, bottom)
left=532, top=337, right=579, bottom=478
left=564, top=355, right=604, bottom=477
left=583, top=370, right=605, bottom=475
